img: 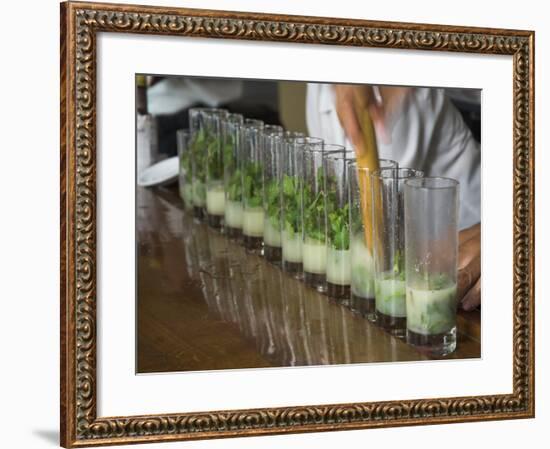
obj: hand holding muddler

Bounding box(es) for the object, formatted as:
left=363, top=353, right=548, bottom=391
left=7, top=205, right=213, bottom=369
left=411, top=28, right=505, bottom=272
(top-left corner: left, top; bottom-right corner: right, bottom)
left=334, top=85, right=380, bottom=252
left=334, top=85, right=415, bottom=252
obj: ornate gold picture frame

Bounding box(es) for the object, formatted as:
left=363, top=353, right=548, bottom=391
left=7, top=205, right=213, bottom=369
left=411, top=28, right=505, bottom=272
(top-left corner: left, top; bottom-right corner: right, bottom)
left=60, top=1, right=535, bottom=447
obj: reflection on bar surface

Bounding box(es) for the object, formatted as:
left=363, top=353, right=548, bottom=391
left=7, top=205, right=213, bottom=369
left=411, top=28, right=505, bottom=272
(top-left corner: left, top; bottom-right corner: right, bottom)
left=137, top=187, right=480, bottom=373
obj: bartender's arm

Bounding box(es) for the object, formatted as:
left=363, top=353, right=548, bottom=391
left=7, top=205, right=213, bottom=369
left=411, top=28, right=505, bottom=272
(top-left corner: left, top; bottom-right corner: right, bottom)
left=333, top=83, right=481, bottom=311
left=457, top=223, right=481, bottom=311
left=333, top=84, right=411, bottom=151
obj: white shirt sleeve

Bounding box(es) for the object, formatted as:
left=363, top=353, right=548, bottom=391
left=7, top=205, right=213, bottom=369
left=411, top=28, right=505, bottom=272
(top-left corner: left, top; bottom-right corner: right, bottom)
left=306, top=84, right=481, bottom=229
left=147, top=78, right=243, bottom=115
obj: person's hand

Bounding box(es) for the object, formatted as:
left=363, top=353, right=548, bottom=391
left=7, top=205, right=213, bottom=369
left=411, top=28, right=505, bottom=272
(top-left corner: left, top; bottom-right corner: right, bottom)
left=457, top=223, right=481, bottom=311
left=333, top=84, right=412, bottom=155
left=333, top=84, right=376, bottom=156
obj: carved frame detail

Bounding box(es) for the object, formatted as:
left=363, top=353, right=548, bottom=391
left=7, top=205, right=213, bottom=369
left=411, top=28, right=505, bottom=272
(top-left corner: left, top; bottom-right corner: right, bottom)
left=60, top=1, right=535, bottom=447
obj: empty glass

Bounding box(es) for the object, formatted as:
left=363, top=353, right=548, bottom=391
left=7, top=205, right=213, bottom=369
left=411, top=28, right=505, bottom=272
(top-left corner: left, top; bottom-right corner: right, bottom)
left=372, top=167, right=424, bottom=336
left=176, top=129, right=193, bottom=210
left=348, top=159, right=398, bottom=320
left=404, top=177, right=459, bottom=356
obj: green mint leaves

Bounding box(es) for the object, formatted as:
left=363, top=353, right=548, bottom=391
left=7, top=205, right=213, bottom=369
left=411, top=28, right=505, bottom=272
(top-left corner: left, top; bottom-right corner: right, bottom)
left=282, top=174, right=301, bottom=235
left=265, top=179, right=281, bottom=229
left=303, top=187, right=326, bottom=243
left=206, top=134, right=223, bottom=181
left=327, top=203, right=350, bottom=250
left=302, top=171, right=326, bottom=243
left=393, top=250, right=404, bottom=279
left=190, top=128, right=207, bottom=182
left=421, top=272, right=451, bottom=290
left=226, top=169, right=242, bottom=201
left=301, top=168, right=349, bottom=249
left=242, top=162, right=263, bottom=208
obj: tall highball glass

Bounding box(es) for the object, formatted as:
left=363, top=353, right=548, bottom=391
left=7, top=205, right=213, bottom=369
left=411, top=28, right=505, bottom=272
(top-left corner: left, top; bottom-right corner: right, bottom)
left=281, top=136, right=323, bottom=277
left=262, top=125, right=285, bottom=262
left=372, top=167, right=424, bottom=336
left=189, top=108, right=227, bottom=220
left=323, top=150, right=355, bottom=302
left=221, top=113, right=244, bottom=238
left=348, top=159, right=398, bottom=320
left=240, top=119, right=265, bottom=252
left=404, top=177, right=459, bottom=356
left=301, top=143, right=345, bottom=292
left=205, top=109, right=230, bottom=228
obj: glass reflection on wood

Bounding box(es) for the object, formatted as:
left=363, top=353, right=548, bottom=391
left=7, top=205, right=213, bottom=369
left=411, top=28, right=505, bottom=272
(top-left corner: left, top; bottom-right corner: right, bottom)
left=137, top=187, right=479, bottom=373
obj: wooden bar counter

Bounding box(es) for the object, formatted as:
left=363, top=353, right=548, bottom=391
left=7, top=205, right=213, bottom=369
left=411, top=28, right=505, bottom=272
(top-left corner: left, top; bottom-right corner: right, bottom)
left=137, top=186, right=481, bottom=373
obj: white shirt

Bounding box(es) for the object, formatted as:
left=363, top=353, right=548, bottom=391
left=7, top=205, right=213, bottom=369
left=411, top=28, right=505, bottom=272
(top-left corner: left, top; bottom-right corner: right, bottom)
left=306, top=84, right=481, bottom=230
left=147, top=78, right=243, bottom=115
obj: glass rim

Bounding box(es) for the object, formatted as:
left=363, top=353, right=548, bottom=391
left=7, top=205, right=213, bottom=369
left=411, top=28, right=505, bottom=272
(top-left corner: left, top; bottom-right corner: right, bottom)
left=283, top=130, right=305, bottom=138
left=275, top=131, right=306, bottom=142
left=264, top=132, right=285, bottom=144
left=263, top=129, right=285, bottom=138
left=293, top=136, right=324, bottom=145
left=225, top=112, right=244, bottom=120
left=223, top=115, right=244, bottom=128
left=263, top=124, right=284, bottom=131
left=404, top=176, right=459, bottom=189
left=348, top=158, right=398, bottom=172
left=380, top=158, right=398, bottom=167
left=372, top=167, right=424, bottom=179
left=323, top=149, right=354, bottom=160
left=242, top=118, right=264, bottom=129
left=283, top=134, right=315, bottom=145
left=323, top=143, right=347, bottom=153
left=301, top=143, right=346, bottom=153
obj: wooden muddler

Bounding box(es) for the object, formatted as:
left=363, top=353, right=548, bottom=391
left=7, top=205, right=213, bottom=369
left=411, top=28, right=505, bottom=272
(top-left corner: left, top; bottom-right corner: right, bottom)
left=354, top=106, right=380, bottom=253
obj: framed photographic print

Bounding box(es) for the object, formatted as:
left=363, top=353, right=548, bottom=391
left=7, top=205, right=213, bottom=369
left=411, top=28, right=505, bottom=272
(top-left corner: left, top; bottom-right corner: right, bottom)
left=60, top=1, right=535, bottom=447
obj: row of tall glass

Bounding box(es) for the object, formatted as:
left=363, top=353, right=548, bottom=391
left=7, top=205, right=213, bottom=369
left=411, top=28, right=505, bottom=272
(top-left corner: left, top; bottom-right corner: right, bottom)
left=177, top=107, right=459, bottom=356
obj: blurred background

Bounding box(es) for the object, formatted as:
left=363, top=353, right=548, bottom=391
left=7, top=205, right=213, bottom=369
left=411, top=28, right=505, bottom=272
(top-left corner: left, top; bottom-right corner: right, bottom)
left=137, top=74, right=481, bottom=163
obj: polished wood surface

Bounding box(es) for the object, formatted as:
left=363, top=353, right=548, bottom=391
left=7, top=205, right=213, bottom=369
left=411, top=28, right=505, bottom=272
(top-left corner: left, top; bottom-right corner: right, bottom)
left=137, top=186, right=480, bottom=373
